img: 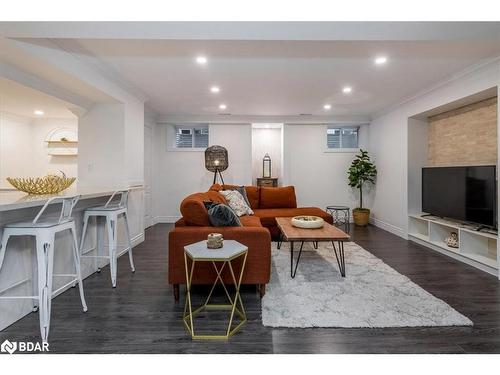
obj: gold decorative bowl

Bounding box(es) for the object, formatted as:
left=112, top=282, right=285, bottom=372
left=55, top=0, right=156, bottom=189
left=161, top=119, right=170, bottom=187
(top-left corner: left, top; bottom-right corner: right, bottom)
left=6, top=175, right=76, bottom=195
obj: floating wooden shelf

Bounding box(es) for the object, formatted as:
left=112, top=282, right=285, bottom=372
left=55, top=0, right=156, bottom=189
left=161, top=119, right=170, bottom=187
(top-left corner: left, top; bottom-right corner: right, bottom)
left=48, top=151, right=78, bottom=156
left=45, top=140, right=78, bottom=145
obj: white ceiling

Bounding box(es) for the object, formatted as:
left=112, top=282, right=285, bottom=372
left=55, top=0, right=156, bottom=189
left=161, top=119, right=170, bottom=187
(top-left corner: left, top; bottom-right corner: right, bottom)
left=0, top=77, right=77, bottom=118
left=1, top=22, right=499, bottom=120
left=74, top=38, right=500, bottom=118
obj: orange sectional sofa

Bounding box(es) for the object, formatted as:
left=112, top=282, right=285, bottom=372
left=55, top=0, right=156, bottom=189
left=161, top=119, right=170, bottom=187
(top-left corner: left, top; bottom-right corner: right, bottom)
left=168, top=184, right=333, bottom=301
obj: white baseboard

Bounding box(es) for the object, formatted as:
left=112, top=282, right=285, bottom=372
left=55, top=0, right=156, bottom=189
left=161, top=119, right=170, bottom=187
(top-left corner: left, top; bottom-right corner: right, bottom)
left=131, top=232, right=145, bottom=247
left=153, top=216, right=181, bottom=224
left=369, top=217, right=407, bottom=239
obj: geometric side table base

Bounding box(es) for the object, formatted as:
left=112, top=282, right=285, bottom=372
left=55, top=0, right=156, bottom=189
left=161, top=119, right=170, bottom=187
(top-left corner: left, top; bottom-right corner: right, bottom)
left=326, top=205, right=351, bottom=232
left=183, top=240, right=248, bottom=340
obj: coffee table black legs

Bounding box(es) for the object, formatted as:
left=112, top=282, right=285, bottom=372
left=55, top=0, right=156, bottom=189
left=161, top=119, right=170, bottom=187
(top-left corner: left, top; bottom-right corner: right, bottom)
left=288, top=240, right=346, bottom=278
left=331, top=241, right=346, bottom=277
left=290, top=241, right=305, bottom=278
left=277, top=232, right=283, bottom=250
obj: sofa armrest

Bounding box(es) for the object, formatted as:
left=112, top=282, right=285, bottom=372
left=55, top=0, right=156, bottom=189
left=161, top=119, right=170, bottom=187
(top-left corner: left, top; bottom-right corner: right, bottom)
left=168, top=226, right=271, bottom=285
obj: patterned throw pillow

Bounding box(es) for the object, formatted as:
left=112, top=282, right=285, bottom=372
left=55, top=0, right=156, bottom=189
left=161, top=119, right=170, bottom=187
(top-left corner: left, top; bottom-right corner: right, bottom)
left=203, top=202, right=241, bottom=227
left=227, top=186, right=251, bottom=207
left=219, top=190, right=254, bottom=217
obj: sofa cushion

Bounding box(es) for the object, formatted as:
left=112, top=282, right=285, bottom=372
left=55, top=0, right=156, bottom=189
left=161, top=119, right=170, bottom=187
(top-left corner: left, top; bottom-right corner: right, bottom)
left=239, top=215, right=263, bottom=227
left=244, top=186, right=260, bottom=209
left=209, top=183, right=223, bottom=192
left=180, top=191, right=227, bottom=226
left=259, top=186, right=297, bottom=209
left=253, top=207, right=333, bottom=227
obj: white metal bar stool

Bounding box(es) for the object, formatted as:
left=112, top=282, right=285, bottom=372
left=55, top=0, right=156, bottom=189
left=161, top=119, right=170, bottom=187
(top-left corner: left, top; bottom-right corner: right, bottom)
left=80, top=190, right=135, bottom=288
left=0, top=196, right=88, bottom=342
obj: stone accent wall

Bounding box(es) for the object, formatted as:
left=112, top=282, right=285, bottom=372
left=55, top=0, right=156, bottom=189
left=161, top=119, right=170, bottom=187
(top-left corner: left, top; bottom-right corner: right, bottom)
left=428, top=97, right=497, bottom=166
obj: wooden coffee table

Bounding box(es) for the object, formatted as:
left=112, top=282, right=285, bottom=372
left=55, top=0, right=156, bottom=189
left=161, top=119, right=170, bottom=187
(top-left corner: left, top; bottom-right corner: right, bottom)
left=276, top=217, right=350, bottom=278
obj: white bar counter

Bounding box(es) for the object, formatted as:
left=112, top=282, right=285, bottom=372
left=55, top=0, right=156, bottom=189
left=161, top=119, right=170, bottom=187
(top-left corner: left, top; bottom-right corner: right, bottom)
left=0, top=186, right=144, bottom=331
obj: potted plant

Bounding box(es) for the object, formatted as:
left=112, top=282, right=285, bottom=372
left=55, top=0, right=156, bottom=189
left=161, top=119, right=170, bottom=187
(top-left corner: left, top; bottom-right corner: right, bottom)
left=348, top=149, right=377, bottom=226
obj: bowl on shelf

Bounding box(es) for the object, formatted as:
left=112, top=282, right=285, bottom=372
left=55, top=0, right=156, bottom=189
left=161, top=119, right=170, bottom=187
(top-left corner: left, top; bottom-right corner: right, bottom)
left=291, top=215, right=325, bottom=229
left=6, top=173, right=76, bottom=195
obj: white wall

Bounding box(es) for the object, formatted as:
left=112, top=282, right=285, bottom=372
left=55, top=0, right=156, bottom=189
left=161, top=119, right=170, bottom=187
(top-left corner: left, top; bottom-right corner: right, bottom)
left=252, top=127, right=283, bottom=184
left=78, top=103, right=125, bottom=187
left=155, top=123, right=252, bottom=222
left=0, top=112, right=33, bottom=187
left=369, top=60, right=500, bottom=238
left=282, top=124, right=370, bottom=210
left=0, top=112, right=78, bottom=189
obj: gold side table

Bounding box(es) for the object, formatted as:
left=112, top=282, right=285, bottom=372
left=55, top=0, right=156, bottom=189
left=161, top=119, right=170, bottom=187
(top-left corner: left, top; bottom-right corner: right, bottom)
left=183, top=240, right=248, bottom=340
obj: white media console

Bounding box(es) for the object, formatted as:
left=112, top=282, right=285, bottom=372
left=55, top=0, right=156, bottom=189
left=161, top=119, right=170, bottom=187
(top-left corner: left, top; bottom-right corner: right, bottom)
left=408, top=214, right=498, bottom=277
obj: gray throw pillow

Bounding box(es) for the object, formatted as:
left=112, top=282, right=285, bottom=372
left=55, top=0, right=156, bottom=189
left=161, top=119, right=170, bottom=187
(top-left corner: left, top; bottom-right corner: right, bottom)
left=205, top=202, right=242, bottom=227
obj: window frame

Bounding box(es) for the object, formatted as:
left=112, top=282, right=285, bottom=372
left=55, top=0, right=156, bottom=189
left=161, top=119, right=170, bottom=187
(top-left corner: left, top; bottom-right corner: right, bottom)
left=171, top=124, right=209, bottom=151
left=325, top=125, right=360, bottom=153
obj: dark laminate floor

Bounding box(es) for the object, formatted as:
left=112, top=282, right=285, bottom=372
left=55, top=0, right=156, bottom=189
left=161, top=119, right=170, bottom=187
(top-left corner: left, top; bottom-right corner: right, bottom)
left=1, top=223, right=499, bottom=354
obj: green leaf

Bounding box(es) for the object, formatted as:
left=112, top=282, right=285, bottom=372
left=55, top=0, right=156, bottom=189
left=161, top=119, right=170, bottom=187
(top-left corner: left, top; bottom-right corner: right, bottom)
left=347, top=149, right=377, bottom=208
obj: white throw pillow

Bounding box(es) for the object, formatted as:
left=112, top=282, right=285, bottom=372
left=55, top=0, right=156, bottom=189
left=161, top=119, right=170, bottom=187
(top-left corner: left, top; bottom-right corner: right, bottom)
left=219, top=190, right=254, bottom=217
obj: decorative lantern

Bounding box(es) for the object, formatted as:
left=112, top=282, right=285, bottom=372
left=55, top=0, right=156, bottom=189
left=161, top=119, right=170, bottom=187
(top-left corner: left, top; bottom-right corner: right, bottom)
left=205, top=145, right=229, bottom=184
left=262, top=153, right=272, bottom=178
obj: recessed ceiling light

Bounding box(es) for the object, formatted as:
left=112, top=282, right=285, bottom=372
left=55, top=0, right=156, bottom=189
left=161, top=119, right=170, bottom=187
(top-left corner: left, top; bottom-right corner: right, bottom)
left=342, top=86, right=352, bottom=94
left=323, top=104, right=332, bottom=110
left=219, top=104, right=227, bottom=110
left=374, top=56, right=388, bottom=65
left=211, top=86, right=220, bottom=93
left=196, top=56, right=207, bottom=65
left=34, top=110, right=44, bottom=116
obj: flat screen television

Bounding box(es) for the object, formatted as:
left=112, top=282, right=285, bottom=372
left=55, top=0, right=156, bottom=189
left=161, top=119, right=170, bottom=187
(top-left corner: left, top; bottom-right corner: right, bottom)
left=422, top=165, right=497, bottom=228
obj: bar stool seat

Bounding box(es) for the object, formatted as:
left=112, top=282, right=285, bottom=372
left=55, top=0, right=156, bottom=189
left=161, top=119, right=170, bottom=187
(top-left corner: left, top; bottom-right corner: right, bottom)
left=80, top=190, right=135, bottom=288
left=0, top=196, right=87, bottom=343
left=5, top=218, right=73, bottom=228
left=85, top=205, right=125, bottom=212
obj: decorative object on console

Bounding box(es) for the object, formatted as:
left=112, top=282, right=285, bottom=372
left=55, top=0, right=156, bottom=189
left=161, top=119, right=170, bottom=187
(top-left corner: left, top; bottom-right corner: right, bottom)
left=291, top=215, right=325, bottom=229
left=348, top=149, right=377, bottom=226
left=257, top=177, right=278, bottom=187
left=205, top=145, right=228, bottom=184
left=219, top=189, right=254, bottom=216
left=7, top=171, right=76, bottom=195
left=445, top=232, right=459, bottom=248
left=207, top=233, right=224, bottom=249
left=262, top=153, right=272, bottom=178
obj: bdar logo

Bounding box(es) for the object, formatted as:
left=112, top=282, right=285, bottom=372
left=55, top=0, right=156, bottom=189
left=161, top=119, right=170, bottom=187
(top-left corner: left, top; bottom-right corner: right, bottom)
left=1, top=339, right=17, bottom=354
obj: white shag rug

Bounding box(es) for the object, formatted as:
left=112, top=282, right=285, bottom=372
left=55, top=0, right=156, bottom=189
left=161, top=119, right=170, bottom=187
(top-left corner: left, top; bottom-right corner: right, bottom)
left=261, top=241, right=472, bottom=328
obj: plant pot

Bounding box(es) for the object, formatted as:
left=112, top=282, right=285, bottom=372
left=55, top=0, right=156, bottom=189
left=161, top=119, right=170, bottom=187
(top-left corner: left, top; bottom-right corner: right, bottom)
left=353, top=208, right=370, bottom=226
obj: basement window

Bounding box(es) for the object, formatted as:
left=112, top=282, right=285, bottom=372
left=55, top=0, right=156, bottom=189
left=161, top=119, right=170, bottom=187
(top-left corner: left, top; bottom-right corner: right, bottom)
left=327, top=126, right=359, bottom=150
left=174, top=125, right=209, bottom=149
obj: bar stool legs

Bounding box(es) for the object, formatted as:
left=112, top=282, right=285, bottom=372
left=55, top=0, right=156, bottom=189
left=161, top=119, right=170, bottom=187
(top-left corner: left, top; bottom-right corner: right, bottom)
left=35, top=232, right=54, bottom=342
left=81, top=212, right=135, bottom=288
left=124, top=212, right=135, bottom=273
left=0, top=196, right=87, bottom=342
left=106, top=218, right=118, bottom=288
left=70, top=222, right=88, bottom=313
